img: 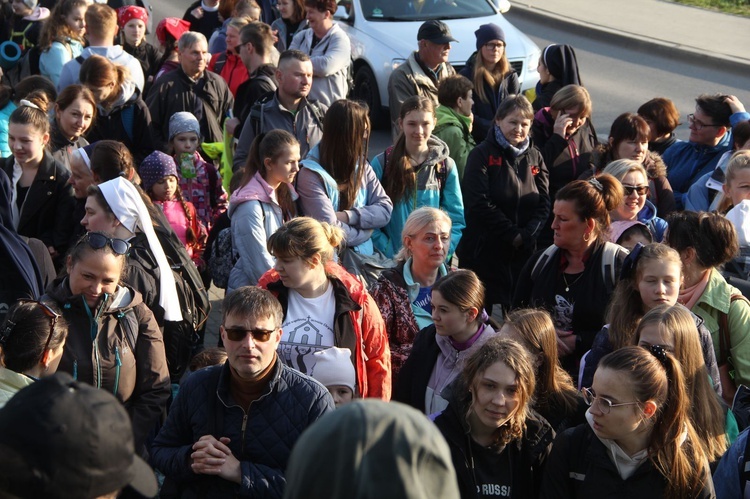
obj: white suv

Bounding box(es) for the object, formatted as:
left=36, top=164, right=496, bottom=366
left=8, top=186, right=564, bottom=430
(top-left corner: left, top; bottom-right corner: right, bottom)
left=334, top=0, right=541, bottom=127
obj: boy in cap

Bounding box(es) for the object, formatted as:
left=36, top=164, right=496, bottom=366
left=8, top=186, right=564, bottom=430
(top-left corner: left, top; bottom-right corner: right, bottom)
left=0, top=372, right=159, bottom=499
left=310, top=346, right=357, bottom=407
left=387, top=19, right=457, bottom=140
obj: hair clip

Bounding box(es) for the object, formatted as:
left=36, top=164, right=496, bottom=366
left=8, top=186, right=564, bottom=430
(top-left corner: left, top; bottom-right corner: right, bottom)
left=18, top=99, right=40, bottom=110
left=0, top=319, right=16, bottom=345
left=649, top=344, right=669, bottom=367
left=588, top=177, right=603, bottom=192
left=619, top=242, right=644, bottom=280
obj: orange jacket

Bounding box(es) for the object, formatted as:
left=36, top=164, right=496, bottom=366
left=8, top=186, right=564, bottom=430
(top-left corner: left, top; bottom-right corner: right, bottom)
left=258, top=262, right=391, bottom=400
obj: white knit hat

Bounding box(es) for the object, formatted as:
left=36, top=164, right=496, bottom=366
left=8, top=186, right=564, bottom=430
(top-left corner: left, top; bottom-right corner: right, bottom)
left=311, top=347, right=356, bottom=392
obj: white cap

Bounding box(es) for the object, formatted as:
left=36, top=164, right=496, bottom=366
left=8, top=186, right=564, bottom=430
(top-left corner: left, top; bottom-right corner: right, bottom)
left=311, top=347, right=356, bottom=392
left=726, top=199, right=750, bottom=247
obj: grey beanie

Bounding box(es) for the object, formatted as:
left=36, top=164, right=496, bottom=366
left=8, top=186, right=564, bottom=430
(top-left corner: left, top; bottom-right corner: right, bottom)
left=169, top=112, right=201, bottom=141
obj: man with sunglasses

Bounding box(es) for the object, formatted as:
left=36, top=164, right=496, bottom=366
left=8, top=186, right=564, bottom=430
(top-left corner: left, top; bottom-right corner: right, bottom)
left=152, top=286, right=334, bottom=497
left=662, top=93, right=749, bottom=210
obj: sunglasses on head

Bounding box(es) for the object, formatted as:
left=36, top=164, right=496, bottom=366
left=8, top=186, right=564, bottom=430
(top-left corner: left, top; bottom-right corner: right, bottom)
left=622, top=184, right=649, bottom=196
left=223, top=326, right=277, bottom=343
left=85, top=232, right=131, bottom=255
left=9, top=300, right=61, bottom=361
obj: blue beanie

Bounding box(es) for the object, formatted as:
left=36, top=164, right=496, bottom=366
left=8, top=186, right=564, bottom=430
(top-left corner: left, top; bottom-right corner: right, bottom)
left=475, top=23, right=505, bottom=51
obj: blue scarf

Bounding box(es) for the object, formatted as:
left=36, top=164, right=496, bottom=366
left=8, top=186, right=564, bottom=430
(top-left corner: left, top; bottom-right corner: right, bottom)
left=493, top=125, right=530, bottom=158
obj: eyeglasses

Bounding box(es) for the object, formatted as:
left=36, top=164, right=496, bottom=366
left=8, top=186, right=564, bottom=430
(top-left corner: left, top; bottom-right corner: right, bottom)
left=687, top=114, right=720, bottom=131
left=223, top=326, right=277, bottom=343
left=17, top=300, right=61, bottom=361
left=483, top=42, right=505, bottom=51
left=582, top=387, right=640, bottom=415
left=85, top=232, right=131, bottom=255
left=622, top=184, right=649, bottom=196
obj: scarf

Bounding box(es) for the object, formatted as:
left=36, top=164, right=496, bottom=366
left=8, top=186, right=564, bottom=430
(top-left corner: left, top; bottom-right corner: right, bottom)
left=493, top=125, right=529, bottom=157
left=678, top=269, right=711, bottom=310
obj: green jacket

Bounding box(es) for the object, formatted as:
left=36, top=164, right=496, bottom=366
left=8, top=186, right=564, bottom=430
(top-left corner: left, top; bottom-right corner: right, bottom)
left=692, top=268, right=750, bottom=387
left=433, top=105, right=475, bottom=179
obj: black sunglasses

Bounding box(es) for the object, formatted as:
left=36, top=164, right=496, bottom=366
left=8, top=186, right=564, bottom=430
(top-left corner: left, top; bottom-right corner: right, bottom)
left=223, top=327, right=276, bottom=343
left=622, top=184, right=649, bottom=196
left=85, top=232, right=131, bottom=255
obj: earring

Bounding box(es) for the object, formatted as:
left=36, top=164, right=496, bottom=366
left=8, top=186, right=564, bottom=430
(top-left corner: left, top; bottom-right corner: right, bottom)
left=583, top=232, right=590, bottom=242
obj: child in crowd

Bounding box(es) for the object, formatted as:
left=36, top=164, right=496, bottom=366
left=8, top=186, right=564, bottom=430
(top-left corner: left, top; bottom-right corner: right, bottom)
left=433, top=75, right=476, bottom=179
left=609, top=220, right=652, bottom=250
left=311, top=347, right=357, bottom=408
left=5, top=0, right=49, bottom=53
left=117, top=6, right=160, bottom=83
left=168, top=111, right=227, bottom=232
left=140, top=150, right=207, bottom=268
left=720, top=150, right=750, bottom=279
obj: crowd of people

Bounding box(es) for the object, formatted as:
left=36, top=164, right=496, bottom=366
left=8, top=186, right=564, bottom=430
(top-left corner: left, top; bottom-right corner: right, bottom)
left=1, top=0, right=750, bottom=497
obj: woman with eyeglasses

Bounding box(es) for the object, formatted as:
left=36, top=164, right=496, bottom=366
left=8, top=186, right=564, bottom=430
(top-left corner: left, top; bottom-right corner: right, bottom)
left=459, top=23, right=520, bottom=143
left=0, top=300, right=68, bottom=409
left=601, top=159, right=668, bottom=243
left=258, top=217, right=391, bottom=400
left=542, top=346, right=714, bottom=499
left=43, top=231, right=170, bottom=453
left=589, top=113, right=676, bottom=218
left=433, top=336, right=554, bottom=499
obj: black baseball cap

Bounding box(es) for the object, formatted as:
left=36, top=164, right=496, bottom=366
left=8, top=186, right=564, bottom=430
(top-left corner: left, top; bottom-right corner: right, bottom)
left=0, top=373, right=158, bottom=499
left=417, top=20, right=458, bottom=44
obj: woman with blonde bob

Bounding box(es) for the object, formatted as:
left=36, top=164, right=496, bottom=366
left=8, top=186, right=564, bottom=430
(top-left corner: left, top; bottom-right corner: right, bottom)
left=434, top=336, right=554, bottom=499
left=500, top=308, right=584, bottom=432
left=636, top=304, right=735, bottom=465
left=371, top=207, right=451, bottom=381
left=258, top=217, right=391, bottom=400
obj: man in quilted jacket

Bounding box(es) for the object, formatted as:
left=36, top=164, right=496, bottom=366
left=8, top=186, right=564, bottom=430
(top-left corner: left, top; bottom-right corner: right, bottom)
left=152, top=286, right=335, bottom=497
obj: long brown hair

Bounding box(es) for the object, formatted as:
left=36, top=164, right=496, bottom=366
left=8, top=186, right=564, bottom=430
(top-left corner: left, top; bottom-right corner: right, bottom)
left=599, top=346, right=710, bottom=499
left=318, top=100, right=370, bottom=210
left=503, top=308, right=578, bottom=413
left=383, top=96, right=435, bottom=205
left=79, top=55, right=129, bottom=107
left=472, top=43, right=510, bottom=104
left=38, top=0, right=87, bottom=50
left=635, top=305, right=727, bottom=462
left=240, top=130, right=299, bottom=220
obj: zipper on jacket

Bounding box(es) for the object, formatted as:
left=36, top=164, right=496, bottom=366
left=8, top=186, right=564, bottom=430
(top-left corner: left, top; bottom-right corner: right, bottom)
left=240, top=413, right=248, bottom=445
left=113, top=346, right=122, bottom=395
left=73, top=359, right=78, bottom=380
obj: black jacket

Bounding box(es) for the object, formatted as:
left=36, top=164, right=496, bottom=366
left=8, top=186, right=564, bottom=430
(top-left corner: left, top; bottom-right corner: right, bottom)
left=434, top=401, right=554, bottom=499
left=151, top=359, right=334, bottom=498
left=540, top=423, right=715, bottom=499
left=393, top=324, right=440, bottom=413
left=47, top=118, right=88, bottom=171
left=146, top=67, right=234, bottom=152
left=233, top=64, right=277, bottom=137
left=0, top=152, right=75, bottom=255
left=459, top=54, right=520, bottom=143
left=457, top=128, right=549, bottom=307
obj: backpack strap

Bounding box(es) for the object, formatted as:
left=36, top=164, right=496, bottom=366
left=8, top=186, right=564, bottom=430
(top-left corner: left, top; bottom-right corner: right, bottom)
left=213, top=52, right=227, bottom=74
left=719, top=294, right=750, bottom=364
left=249, top=93, right=274, bottom=136
left=75, top=54, right=85, bottom=65
left=307, top=100, right=325, bottom=129
left=531, top=245, right=559, bottom=281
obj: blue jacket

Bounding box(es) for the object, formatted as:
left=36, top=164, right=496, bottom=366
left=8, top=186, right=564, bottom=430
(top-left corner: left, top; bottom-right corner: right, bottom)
left=151, top=359, right=334, bottom=498
left=637, top=199, right=668, bottom=242
left=0, top=101, right=16, bottom=159
left=664, top=111, right=750, bottom=209
left=714, top=427, right=750, bottom=499
left=370, top=136, right=465, bottom=258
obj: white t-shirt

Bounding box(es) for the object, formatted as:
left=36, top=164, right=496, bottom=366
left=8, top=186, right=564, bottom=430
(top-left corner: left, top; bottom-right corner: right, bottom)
left=279, top=284, right=336, bottom=374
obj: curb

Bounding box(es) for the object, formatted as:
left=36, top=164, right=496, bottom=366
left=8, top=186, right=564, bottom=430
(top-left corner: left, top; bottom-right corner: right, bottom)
left=507, top=2, right=750, bottom=75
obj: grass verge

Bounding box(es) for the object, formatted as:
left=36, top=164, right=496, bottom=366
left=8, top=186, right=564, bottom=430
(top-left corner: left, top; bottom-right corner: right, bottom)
left=671, top=0, right=750, bottom=17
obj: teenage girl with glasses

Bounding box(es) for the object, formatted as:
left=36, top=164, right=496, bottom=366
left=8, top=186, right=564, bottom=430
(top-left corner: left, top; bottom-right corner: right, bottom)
left=0, top=299, right=68, bottom=408
left=43, top=231, right=171, bottom=455
left=542, top=345, right=715, bottom=499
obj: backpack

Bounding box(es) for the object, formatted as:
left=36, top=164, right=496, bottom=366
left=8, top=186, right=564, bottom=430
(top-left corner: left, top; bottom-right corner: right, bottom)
left=249, top=92, right=325, bottom=137
left=382, top=145, right=448, bottom=198
left=212, top=52, right=227, bottom=74
left=205, top=211, right=236, bottom=289
left=3, top=45, right=41, bottom=88
left=530, top=242, right=625, bottom=295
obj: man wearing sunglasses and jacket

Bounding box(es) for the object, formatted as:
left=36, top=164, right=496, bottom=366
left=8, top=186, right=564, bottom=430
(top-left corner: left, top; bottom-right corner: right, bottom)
left=152, top=286, right=335, bottom=497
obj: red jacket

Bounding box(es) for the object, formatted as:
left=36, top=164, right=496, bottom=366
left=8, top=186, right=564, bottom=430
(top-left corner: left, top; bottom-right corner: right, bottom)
left=208, top=51, right=249, bottom=97
left=258, top=262, right=391, bottom=400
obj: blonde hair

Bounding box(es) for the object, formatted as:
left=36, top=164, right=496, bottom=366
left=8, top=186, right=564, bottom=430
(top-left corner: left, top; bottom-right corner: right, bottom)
left=602, top=158, right=648, bottom=183
left=267, top=217, right=344, bottom=266
left=396, top=207, right=452, bottom=262
left=718, top=150, right=750, bottom=213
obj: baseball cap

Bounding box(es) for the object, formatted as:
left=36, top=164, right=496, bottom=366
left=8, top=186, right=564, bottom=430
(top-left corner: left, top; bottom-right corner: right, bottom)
left=0, top=373, right=158, bottom=499
left=417, top=20, right=458, bottom=44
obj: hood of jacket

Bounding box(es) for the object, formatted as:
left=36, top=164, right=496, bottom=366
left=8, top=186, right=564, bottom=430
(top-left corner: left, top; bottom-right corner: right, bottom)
left=643, top=151, right=667, bottom=178
left=637, top=199, right=659, bottom=224
left=283, top=399, right=461, bottom=499
left=435, top=105, right=471, bottom=132
left=228, top=172, right=275, bottom=216
left=99, top=80, right=138, bottom=116
left=23, top=6, right=49, bottom=20
left=424, top=135, right=451, bottom=167
left=258, top=260, right=368, bottom=305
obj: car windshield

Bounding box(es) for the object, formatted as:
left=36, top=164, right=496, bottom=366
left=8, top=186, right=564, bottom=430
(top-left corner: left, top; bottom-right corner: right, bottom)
left=358, top=0, right=496, bottom=21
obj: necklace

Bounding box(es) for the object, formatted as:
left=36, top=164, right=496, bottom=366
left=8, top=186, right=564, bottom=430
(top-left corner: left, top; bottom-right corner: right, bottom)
left=562, top=271, right=584, bottom=292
